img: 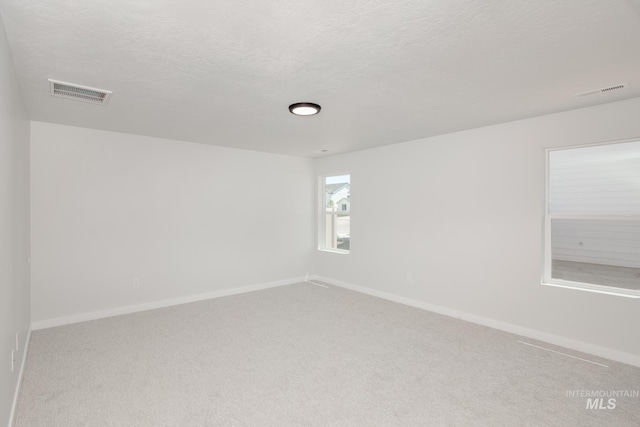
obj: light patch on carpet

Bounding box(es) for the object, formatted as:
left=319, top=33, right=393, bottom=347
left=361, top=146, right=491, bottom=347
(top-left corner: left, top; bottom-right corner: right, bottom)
left=517, top=341, right=609, bottom=368
left=305, top=281, right=329, bottom=288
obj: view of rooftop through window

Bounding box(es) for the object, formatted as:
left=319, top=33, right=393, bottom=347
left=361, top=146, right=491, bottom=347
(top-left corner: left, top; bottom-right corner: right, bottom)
left=324, top=174, right=350, bottom=252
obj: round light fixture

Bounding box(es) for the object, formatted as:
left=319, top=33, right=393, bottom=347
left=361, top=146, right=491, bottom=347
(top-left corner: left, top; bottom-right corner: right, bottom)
left=289, top=102, right=321, bottom=116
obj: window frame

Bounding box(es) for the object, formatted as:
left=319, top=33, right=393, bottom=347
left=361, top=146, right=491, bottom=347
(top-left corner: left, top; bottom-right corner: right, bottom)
left=318, top=173, right=351, bottom=254
left=542, top=139, right=640, bottom=298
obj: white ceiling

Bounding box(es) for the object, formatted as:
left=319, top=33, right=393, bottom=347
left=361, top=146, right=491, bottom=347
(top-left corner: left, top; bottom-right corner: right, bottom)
left=2, top=0, right=640, bottom=158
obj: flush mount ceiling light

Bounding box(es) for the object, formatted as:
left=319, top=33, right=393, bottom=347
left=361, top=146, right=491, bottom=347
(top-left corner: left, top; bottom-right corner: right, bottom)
left=289, top=102, right=321, bottom=116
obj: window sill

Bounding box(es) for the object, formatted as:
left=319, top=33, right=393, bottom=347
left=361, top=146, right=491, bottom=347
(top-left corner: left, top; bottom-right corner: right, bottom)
left=541, top=279, right=640, bottom=298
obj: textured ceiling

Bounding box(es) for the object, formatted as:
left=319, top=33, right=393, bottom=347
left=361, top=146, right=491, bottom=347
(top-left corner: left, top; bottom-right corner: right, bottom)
left=1, top=0, right=640, bottom=157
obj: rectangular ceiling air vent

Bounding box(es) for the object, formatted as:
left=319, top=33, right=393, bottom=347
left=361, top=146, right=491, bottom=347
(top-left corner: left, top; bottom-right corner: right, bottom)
left=576, top=83, right=629, bottom=98
left=48, top=79, right=112, bottom=105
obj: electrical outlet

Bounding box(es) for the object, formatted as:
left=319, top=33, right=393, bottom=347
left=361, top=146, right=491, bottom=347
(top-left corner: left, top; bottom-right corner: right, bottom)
left=406, top=273, right=413, bottom=285
left=133, top=278, right=141, bottom=288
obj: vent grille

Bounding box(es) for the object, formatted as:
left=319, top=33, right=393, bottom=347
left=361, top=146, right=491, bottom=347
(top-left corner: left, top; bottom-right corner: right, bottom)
left=576, top=83, right=629, bottom=98
left=48, top=79, right=112, bottom=105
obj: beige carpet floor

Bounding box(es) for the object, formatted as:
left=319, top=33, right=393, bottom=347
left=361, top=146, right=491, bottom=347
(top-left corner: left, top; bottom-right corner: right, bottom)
left=15, top=283, right=640, bottom=426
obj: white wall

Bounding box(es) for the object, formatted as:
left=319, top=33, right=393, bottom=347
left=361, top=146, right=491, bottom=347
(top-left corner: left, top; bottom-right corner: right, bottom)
left=314, top=97, right=640, bottom=361
left=0, top=15, right=30, bottom=427
left=31, top=122, right=315, bottom=325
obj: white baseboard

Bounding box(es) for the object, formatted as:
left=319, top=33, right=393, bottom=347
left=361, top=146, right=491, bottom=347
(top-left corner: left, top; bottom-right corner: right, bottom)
left=31, top=277, right=305, bottom=330
left=8, top=328, right=31, bottom=427
left=311, top=275, right=640, bottom=368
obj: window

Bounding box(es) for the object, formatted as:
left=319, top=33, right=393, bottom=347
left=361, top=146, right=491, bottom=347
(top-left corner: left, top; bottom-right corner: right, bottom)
left=544, top=140, right=640, bottom=298
left=320, top=174, right=350, bottom=253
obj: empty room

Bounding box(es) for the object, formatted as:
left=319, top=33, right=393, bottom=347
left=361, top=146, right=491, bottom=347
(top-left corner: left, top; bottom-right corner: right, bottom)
left=2, top=0, right=640, bottom=426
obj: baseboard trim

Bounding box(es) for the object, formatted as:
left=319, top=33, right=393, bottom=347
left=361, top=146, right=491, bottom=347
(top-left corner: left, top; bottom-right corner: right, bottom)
left=8, top=328, right=31, bottom=427
left=31, top=277, right=305, bottom=330
left=312, top=275, right=640, bottom=368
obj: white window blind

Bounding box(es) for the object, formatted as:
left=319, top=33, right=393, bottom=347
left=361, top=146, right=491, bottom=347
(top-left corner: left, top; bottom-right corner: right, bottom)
left=549, top=141, right=640, bottom=215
